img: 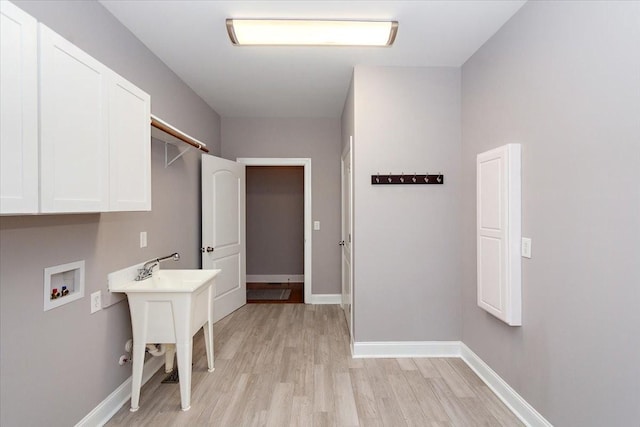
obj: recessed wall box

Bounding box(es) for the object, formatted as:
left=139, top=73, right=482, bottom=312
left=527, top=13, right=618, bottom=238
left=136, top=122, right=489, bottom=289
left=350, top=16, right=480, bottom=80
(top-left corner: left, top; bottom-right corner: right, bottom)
left=44, top=260, right=85, bottom=311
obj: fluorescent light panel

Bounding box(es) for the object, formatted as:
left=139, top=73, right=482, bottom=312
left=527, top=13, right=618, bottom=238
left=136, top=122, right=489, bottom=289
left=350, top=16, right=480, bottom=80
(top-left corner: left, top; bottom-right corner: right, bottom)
left=226, top=19, right=398, bottom=46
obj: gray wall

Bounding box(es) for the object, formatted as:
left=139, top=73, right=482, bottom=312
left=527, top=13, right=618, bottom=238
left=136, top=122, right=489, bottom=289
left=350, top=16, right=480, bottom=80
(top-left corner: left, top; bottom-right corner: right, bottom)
left=0, top=1, right=221, bottom=426
left=246, top=166, right=304, bottom=276
left=352, top=66, right=462, bottom=342
left=221, top=118, right=342, bottom=295
left=461, top=1, right=640, bottom=425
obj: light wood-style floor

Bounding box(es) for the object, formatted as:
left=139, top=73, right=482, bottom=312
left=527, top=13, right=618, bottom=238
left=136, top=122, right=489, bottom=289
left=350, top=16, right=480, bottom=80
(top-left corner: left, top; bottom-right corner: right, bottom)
left=107, top=304, right=523, bottom=426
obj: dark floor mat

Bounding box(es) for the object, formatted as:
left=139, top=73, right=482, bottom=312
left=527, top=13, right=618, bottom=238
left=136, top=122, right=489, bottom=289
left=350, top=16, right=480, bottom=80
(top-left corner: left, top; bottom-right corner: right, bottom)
left=247, top=289, right=291, bottom=301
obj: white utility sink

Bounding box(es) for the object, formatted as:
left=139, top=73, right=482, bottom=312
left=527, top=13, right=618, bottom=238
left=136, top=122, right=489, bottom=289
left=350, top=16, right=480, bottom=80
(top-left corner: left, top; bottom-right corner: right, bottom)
left=110, top=268, right=221, bottom=412
left=111, top=269, right=219, bottom=293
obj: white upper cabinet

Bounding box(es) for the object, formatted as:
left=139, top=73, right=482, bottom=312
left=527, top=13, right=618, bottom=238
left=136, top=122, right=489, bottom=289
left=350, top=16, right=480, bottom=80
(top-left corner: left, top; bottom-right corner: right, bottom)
left=0, top=1, right=39, bottom=214
left=0, top=2, right=151, bottom=215
left=39, top=24, right=110, bottom=213
left=108, top=74, right=151, bottom=211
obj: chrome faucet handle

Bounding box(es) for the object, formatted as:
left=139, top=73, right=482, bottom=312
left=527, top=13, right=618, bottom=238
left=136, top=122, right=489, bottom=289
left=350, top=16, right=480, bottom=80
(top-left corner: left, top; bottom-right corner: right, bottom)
left=134, top=252, right=180, bottom=281
left=135, top=267, right=153, bottom=281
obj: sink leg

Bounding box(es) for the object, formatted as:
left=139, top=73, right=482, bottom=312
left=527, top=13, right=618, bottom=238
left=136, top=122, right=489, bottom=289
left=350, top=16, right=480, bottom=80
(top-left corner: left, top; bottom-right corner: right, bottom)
left=203, top=321, right=215, bottom=372
left=175, top=337, right=193, bottom=411
left=130, top=343, right=146, bottom=411
left=172, top=296, right=193, bottom=411
left=164, top=344, right=176, bottom=373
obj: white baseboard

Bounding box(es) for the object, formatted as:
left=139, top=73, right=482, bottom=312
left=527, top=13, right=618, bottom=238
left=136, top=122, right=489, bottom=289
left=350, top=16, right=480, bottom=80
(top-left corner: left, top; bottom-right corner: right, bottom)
left=460, top=343, right=552, bottom=427
left=75, top=356, right=164, bottom=427
left=352, top=341, right=462, bottom=358
left=246, top=274, right=304, bottom=283
left=307, top=293, right=341, bottom=304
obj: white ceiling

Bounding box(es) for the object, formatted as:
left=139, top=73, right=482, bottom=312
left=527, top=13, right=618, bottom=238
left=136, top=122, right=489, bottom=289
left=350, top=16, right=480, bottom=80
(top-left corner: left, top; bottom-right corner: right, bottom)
left=100, top=1, right=526, bottom=118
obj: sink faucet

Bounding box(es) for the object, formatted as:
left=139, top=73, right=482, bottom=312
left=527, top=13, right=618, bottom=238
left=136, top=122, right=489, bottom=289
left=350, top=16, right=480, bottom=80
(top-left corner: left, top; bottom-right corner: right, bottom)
left=135, top=252, right=180, bottom=281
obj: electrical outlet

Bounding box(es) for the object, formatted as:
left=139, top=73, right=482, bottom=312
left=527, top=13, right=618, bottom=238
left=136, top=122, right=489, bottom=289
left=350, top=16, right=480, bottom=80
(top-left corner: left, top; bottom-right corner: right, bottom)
left=314, top=221, right=320, bottom=231
left=90, top=290, right=102, bottom=314
left=140, top=231, right=147, bottom=248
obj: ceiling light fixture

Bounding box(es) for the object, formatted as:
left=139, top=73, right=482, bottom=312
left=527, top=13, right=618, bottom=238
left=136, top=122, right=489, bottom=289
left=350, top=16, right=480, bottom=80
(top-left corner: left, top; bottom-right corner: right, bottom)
left=226, top=19, right=398, bottom=47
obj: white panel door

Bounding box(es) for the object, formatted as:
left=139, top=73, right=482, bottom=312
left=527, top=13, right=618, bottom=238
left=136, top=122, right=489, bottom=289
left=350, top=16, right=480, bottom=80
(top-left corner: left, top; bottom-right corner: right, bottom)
left=39, top=24, right=109, bottom=213
left=477, top=143, right=521, bottom=326
left=0, top=1, right=38, bottom=214
left=202, top=155, right=246, bottom=322
left=341, top=138, right=354, bottom=340
left=108, top=73, right=151, bottom=211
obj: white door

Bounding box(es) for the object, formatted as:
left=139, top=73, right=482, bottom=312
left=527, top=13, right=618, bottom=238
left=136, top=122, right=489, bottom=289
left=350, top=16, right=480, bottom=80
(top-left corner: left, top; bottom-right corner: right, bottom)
left=202, top=154, right=246, bottom=322
left=341, top=138, right=353, bottom=339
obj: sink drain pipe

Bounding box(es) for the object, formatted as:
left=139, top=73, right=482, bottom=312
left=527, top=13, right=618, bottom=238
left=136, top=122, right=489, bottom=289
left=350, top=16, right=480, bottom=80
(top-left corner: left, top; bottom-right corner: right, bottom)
left=146, top=343, right=167, bottom=357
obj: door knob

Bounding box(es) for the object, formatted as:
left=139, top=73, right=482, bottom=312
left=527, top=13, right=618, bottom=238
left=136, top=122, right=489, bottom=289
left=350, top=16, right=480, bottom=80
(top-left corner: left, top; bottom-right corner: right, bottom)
left=201, top=246, right=214, bottom=253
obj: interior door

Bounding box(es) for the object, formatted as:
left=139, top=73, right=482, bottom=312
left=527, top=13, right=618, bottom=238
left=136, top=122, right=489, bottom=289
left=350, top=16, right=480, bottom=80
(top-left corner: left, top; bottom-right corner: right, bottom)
left=202, top=154, right=246, bottom=322
left=341, top=137, right=353, bottom=339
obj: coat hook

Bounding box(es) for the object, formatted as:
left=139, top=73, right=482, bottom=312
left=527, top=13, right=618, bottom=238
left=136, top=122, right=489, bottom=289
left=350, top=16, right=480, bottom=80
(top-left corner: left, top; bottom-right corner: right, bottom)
left=424, top=172, right=429, bottom=183
left=400, top=172, right=405, bottom=183
left=412, top=173, right=417, bottom=183
left=375, top=173, right=380, bottom=183
left=388, top=173, right=392, bottom=183
left=437, top=172, right=442, bottom=183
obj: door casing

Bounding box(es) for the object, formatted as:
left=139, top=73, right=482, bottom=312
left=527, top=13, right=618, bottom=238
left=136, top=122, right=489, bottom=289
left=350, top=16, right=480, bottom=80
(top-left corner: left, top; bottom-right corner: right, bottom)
left=341, top=138, right=354, bottom=344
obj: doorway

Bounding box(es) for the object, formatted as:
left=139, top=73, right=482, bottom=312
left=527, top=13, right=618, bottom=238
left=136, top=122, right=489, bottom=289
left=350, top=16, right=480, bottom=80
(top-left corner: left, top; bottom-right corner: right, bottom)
left=237, top=158, right=312, bottom=304
left=245, top=166, right=304, bottom=303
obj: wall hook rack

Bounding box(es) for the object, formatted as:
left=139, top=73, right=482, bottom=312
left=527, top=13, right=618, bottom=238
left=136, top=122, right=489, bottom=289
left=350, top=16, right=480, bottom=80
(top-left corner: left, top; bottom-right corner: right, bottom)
left=371, top=172, right=444, bottom=185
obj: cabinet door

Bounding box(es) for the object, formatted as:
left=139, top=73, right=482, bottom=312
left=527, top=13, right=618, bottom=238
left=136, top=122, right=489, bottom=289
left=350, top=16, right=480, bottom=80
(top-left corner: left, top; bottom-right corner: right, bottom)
left=477, top=144, right=521, bottom=326
left=108, top=74, right=151, bottom=211
left=39, top=24, right=109, bottom=213
left=0, top=1, right=38, bottom=214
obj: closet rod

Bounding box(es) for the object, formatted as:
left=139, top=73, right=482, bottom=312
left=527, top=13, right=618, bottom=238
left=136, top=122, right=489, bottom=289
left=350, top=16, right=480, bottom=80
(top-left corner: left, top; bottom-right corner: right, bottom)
left=150, top=115, right=209, bottom=153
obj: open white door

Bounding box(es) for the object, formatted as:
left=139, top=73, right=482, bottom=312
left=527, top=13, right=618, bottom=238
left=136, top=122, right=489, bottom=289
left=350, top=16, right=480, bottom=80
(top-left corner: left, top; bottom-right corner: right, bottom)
left=202, top=154, right=246, bottom=322
left=341, top=138, right=353, bottom=340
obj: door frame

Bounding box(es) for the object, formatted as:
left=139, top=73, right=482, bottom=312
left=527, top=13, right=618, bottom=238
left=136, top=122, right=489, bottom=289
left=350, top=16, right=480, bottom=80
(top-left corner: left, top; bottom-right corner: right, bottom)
left=341, top=138, right=354, bottom=343
left=237, top=157, right=312, bottom=304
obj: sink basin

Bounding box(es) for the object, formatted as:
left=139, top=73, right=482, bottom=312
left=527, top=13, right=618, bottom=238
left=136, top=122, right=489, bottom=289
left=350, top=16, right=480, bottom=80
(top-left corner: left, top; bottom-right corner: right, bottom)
left=109, top=269, right=219, bottom=293
left=109, top=268, right=221, bottom=412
